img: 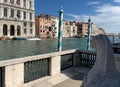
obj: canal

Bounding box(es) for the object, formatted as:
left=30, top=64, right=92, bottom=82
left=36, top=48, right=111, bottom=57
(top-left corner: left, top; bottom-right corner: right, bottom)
left=0, top=38, right=87, bottom=61
left=0, top=36, right=119, bottom=61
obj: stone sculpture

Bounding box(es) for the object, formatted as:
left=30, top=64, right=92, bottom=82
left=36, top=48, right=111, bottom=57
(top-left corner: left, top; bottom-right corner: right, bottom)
left=81, top=34, right=120, bottom=87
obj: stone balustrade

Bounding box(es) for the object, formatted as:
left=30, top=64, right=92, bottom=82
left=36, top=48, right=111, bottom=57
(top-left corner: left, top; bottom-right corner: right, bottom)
left=0, top=49, right=119, bottom=87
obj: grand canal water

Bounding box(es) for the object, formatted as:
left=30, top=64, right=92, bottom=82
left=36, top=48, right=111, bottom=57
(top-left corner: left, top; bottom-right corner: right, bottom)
left=0, top=38, right=88, bottom=61
left=0, top=36, right=119, bottom=61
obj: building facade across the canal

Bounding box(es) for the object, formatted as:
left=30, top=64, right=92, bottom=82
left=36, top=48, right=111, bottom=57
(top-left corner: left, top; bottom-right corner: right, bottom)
left=35, top=14, right=105, bottom=39
left=0, top=0, right=35, bottom=38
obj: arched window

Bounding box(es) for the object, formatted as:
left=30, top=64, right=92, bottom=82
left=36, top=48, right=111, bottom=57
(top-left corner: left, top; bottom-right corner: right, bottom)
left=10, top=9, right=14, bottom=17
left=10, top=0, right=14, bottom=4
left=10, top=25, right=15, bottom=35
left=17, top=25, right=21, bottom=35
left=4, top=8, right=7, bottom=17
left=16, top=0, right=20, bottom=5
left=3, top=24, right=8, bottom=36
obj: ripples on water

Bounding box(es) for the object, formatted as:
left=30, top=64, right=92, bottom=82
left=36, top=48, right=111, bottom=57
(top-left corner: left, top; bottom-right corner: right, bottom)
left=0, top=36, right=119, bottom=61
left=0, top=38, right=88, bottom=60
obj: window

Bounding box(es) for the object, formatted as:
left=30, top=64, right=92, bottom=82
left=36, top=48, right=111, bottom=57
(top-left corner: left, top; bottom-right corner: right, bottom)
left=17, top=25, right=21, bottom=35
left=17, top=10, right=20, bottom=18
left=30, top=23, right=32, bottom=27
left=16, top=0, right=20, bottom=5
left=4, top=8, right=7, bottom=17
left=3, top=24, right=8, bottom=36
left=29, top=1, right=32, bottom=8
left=23, top=12, right=26, bottom=19
left=30, top=29, right=32, bottom=34
left=10, top=0, right=14, bottom=4
left=30, top=13, right=32, bottom=20
left=4, top=0, right=7, bottom=2
left=10, top=9, right=14, bottom=17
left=24, top=28, right=26, bottom=34
left=24, top=0, right=26, bottom=7
left=24, top=22, right=27, bottom=27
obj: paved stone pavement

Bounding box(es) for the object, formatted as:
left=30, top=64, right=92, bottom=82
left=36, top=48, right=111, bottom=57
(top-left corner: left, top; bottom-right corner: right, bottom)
left=53, top=73, right=84, bottom=87
left=31, top=67, right=90, bottom=87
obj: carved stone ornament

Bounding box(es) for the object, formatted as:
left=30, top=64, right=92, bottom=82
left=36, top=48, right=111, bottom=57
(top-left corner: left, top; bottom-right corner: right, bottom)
left=81, top=35, right=120, bottom=87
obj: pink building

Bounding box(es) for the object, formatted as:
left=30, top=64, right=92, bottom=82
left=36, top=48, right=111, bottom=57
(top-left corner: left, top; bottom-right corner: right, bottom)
left=35, top=14, right=52, bottom=39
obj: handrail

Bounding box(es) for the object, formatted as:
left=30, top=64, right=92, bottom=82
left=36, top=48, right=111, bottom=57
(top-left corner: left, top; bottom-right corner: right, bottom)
left=0, top=49, right=76, bottom=67
left=0, top=49, right=119, bottom=67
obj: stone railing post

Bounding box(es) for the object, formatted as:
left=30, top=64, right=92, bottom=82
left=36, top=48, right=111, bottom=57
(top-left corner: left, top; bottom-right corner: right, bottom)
left=50, top=56, right=61, bottom=76
left=115, top=55, right=120, bottom=73
left=5, top=63, right=24, bottom=87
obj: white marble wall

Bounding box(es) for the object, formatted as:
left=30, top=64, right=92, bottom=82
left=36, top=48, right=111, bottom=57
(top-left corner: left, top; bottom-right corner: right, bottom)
left=5, top=63, right=24, bottom=87
left=0, top=0, right=35, bottom=37
left=50, top=56, right=61, bottom=76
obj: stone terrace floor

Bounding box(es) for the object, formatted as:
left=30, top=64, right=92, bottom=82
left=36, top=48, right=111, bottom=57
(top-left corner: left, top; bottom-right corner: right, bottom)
left=31, top=66, right=90, bottom=87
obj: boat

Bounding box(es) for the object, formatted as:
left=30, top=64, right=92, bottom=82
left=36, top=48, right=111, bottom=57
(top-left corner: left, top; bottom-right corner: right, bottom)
left=13, top=37, right=27, bottom=40
left=27, top=37, right=41, bottom=40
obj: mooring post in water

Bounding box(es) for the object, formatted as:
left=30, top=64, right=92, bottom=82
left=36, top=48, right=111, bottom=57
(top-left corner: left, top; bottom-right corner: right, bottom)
left=87, top=17, right=91, bottom=50
left=58, top=6, right=64, bottom=52
left=113, top=34, right=114, bottom=44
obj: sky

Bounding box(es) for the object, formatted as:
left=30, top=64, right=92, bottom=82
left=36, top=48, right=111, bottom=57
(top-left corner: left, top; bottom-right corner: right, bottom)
left=35, top=0, right=120, bottom=33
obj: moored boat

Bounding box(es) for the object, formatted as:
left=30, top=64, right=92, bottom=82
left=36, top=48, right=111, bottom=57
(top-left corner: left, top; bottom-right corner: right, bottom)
left=13, top=37, right=27, bottom=40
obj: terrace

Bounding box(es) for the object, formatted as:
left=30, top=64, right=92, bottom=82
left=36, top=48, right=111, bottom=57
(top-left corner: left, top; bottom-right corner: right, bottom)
left=0, top=47, right=120, bottom=87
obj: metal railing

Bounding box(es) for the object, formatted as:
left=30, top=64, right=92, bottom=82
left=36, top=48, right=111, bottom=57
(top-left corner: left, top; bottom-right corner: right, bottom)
left=61, top=53, right=73, bottom=70
left=0, top=49, right=119, bottom=87
left=113, top=46, right=120, bottom=54
left=79, top=50, right=96, bottom=68
left=0, top=49, right=103, bottom=87
left=0, top=67, right=5, bottom=87
left=24, top=58, right=50, bottom=83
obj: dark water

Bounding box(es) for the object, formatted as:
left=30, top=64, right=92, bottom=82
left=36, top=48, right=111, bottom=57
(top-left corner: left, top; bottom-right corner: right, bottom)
left=0, top=36, right=119, bottom=61
left=0, top=38, right=87, bottom=61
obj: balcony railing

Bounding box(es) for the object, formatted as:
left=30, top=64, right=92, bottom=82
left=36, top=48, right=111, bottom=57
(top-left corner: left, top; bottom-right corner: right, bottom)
left=61, top=53, right=74, bottom=70
left=79, top=50, right=96, bottom=68
left=24, top=58, right=50, bottom=83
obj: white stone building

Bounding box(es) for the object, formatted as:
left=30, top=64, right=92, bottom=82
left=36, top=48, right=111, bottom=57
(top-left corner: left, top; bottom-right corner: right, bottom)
left=63, top=20, right=77, bottom=37
left=91, top=23, right=105, bottom=36
left=0, top=0, right=35, bottom=38
left=91, top=24, right=99, bottom=36
left=51, top=16, right=59, bottom=38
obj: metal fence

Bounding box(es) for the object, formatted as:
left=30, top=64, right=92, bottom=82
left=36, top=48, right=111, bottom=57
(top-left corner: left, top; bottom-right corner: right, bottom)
left=24, top=58, right=50, bottom=83
left=0, top=67, right=5, bottom=87
left=113, top=46, right=120, bottom=54
left=61, top=54, right=73, bottom=70
left=80, top=51, right=96, bottom=68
